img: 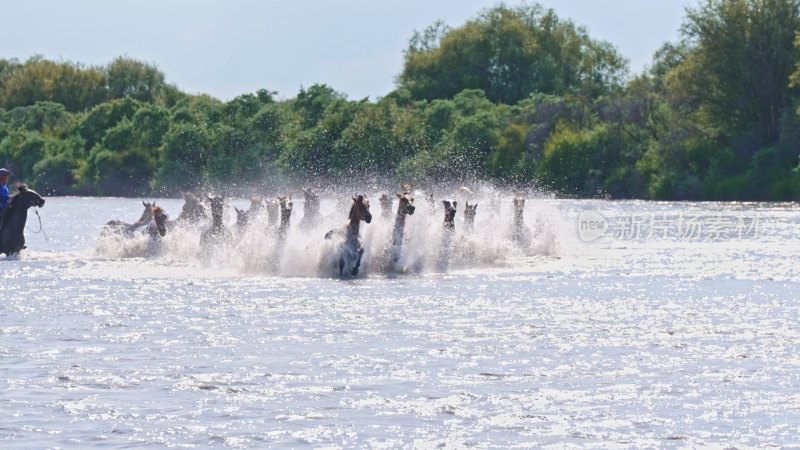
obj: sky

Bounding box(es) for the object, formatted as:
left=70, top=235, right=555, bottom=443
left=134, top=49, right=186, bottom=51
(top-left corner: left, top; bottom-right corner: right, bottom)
left=1, top=0, right=691, bottom=101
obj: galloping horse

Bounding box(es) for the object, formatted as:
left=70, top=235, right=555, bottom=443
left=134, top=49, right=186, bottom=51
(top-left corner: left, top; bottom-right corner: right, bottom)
left=390, top=193, right=415, bottom=266
left=511, top=195, right=532, bottom=249
left=247, top=197, right=265, bottom=222
left=439, top=200, right=457, bottom=271
left=0, top=184, right=45, bottom=256
left=463, top=202, right=478, bottom=234
left=200, top=195, right=231, bottom=248
left=234, top=206, right=248, bottom=235
left=379, top=194, right=393, bottom=220
left=147, top=206, right=168, bottom=238
left=325, top=195, right=372, bottom=277
left=144, top=205, right=168, bottom=257
left=104, top=201, right=155, bottom=235
left=298, top=188, right=321, bottom=230
left=270, top=196, right=293, bottom=271
left=277, top=196, right=293, bottom=238
left=442, top=200, right=457, bottom=231
left=176, top=191, right=207, bottom=223
left=265, top=199, right=280, bottom=230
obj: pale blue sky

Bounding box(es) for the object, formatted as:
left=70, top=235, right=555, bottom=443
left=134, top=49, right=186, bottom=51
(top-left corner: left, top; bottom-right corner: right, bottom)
left=1, top=0, right=690, bottom=101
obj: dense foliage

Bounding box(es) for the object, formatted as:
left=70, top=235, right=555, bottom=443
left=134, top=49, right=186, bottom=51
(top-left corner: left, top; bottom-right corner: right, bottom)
left=2, top=1, right=800, bottom=199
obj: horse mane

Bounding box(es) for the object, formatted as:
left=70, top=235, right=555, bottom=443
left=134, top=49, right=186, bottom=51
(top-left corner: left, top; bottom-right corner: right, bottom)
left=348, top=196, right=363, bottom=219
left=7, top=184, right=29, bottom=207
left=152, top=206, right=165, bottom=215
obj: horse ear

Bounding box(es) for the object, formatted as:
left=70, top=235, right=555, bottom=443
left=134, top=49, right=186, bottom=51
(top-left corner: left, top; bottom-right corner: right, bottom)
left=441, top=200, right=447, bottom=206
left=143, top=201, right=147, bottom=207
left=352, top=196, right=358, bottom=202
left=397, top=193, right=402, bottom=199
left=453, top=201, right=458, bottom=208
left=466, top=201, right=470, bottom=207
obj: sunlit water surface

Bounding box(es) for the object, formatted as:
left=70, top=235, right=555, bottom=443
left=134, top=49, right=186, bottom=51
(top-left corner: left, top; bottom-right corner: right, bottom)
left=2, top=195, right=799, bottom=448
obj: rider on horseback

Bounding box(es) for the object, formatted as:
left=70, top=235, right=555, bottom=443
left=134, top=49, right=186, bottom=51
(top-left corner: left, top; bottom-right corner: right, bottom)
left=0, top=168, right=12, bottom=229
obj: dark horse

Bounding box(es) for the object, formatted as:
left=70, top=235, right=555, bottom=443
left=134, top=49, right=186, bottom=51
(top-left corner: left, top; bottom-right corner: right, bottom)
left=0, top=184, right=46, bottom=256
left=325, top=195, right=372, bottom=277
left=390, top=193, right=415, bottom=266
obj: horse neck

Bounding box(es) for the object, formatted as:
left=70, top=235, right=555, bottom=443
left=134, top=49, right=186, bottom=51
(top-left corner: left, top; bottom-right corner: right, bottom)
left=444, top=212, right=455, bottom=230
left=513, top=208, right=524, bottom=225
left=135, top=207, right=152, bottom=225
left=3, top=203, right=28, bottom=230
left=464, top=214, right=475, bottom=231
left=279, top=211, right=290, bottom=233
left=393, top=209, right=407, bottom=232
left=212, top=211, right=224, bottom=229
left=345, top=220, right=360, bottom=242
left=392, top=213, right=407, bottom=246
left=348, top=208, right=362, bottom=227
left=304, top=201, right=318, bottom=216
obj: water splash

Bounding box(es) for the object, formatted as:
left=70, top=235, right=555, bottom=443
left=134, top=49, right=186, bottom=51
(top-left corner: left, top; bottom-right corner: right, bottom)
left=94, top=186, right=568, bottom=277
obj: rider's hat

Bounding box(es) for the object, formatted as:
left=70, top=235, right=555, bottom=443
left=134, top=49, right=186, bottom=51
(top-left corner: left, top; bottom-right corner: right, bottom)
left=0, top=168, right=12, bottom=176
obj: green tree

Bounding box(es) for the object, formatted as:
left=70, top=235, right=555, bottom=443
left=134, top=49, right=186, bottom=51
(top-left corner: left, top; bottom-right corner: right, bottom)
left=0, top=57, right=107, bottom=112
left=399, top=4, right=627, bottom=103
left=105, top=57, right=167, bottom=103
left=672, top=0, right=800, bottom=147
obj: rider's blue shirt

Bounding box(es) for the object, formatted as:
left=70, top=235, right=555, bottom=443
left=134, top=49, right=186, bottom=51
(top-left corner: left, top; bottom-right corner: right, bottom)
left=0, top=183, right=9, bottom=210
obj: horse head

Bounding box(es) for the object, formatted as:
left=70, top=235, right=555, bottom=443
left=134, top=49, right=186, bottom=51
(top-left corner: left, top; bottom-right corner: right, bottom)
left=249, top=196, right=264, bottom=212
left=179, top=191, right=206, bottom=222
left=152, top=206, right=168, bottom=237
left=207, top=195, right=225, bottom=224
left=396, top=193, right=415, bottom=216
left=235, top=206, right=248, bottom=228
left=302, top=188, right=319, bottom=203
left=464, top=201, right=477, bottom=220
left=350, top=195, right=371, bottom=224
left=278, top=196, right=293, bottom=219
left=266, top=198, right=280, bottom=224
left=12, top=184, right=45, bottom=209
left=442, top=200, right=457, bottom=229
left=425, top=193, right=435, bottom=210
left=400, top=182, right=416, bottom=194
left=379, top=194, right=393, bottom=217
left=135, top=200, right=155, bottom=224
left=513, top=195, right=526, bottom=219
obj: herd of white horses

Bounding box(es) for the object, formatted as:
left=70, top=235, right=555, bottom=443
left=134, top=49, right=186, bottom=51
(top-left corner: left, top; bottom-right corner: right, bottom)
left=100, top=185, right=550, bottom=277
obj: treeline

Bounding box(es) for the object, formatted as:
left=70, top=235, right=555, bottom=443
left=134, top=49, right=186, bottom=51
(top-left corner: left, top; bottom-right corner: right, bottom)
left=2, top=1, right=800, bottom=200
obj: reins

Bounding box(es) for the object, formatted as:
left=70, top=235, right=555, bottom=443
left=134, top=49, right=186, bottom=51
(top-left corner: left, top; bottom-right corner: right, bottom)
left=25, top=207, right=49, bottom=241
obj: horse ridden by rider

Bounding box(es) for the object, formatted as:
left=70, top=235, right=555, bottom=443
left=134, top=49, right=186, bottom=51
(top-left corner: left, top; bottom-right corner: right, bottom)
left=0, top=183, right=46, bottom=256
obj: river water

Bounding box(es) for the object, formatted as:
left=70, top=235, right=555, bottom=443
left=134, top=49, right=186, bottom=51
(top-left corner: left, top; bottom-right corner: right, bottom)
left=1, top=192, right=799, bottom=448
